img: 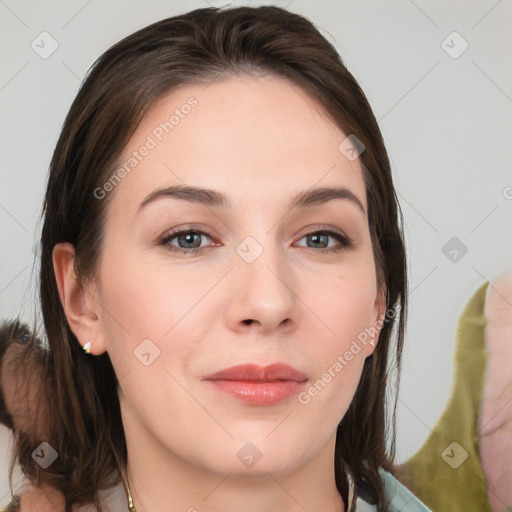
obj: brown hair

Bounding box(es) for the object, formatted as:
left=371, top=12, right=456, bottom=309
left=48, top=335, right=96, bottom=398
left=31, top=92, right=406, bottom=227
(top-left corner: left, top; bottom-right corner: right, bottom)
left=0, top=319, right=59, bottom=509
left=6, top=5, right=407, bottom=511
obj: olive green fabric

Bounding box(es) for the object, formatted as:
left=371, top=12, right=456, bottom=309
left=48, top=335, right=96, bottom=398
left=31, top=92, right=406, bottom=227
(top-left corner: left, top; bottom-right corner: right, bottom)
left=397, top=282, right=492, bottom=512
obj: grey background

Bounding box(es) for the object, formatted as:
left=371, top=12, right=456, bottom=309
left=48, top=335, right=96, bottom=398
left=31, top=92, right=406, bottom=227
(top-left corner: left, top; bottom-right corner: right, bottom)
left=1, top=0, right=511, bottom=504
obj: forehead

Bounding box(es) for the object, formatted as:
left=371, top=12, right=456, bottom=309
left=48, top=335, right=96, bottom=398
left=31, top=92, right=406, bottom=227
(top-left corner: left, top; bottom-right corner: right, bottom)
left=111, top=75, right=366, bottom=217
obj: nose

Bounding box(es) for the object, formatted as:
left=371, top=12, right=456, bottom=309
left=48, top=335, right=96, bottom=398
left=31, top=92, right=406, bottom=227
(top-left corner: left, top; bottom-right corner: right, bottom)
left=225, top=240, right=297, bottom=335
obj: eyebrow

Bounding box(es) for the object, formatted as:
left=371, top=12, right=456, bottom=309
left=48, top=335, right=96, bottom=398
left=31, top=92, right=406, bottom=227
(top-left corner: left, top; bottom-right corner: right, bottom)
left=138, top=185, right=366, bottom=215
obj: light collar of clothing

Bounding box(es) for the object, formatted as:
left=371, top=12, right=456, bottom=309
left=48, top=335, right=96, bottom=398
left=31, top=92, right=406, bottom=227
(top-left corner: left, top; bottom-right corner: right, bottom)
left=350, top=468, right=432, bottom=512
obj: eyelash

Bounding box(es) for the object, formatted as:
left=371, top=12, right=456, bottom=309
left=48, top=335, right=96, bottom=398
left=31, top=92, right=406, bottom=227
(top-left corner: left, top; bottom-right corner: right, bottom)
left=158, top=227, right=353, bottom=255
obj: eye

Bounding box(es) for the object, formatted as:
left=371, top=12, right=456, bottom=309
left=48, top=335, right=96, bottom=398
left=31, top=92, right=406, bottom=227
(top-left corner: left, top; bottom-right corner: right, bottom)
left=295, top=229, right=353, bottom=253
left=158, top=227, right=354, bottom=256
left=159, top=228, right=214, bottom=255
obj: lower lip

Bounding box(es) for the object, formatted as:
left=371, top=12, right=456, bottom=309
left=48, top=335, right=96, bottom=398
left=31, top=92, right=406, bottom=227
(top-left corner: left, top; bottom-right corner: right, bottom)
left=205, top=379, right=307, bottom=406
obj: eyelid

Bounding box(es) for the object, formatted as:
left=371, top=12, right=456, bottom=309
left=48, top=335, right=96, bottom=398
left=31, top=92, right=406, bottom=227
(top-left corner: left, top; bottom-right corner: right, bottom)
left=158, top=224, right=354, bottom=254
left=296, top=224, right=347, bottom=239
left=158, top=227, right=216, bottom=249
left=294, top=228, right=354, bottom=251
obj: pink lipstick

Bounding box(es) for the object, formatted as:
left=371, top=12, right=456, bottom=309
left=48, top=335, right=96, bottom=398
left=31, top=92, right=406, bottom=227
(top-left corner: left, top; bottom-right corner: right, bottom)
left=202, top=363, right=308, bottom=406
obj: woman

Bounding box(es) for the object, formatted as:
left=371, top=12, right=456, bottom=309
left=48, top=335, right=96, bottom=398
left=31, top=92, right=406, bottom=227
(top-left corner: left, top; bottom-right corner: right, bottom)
left=1, top=5, right=430, bottom=511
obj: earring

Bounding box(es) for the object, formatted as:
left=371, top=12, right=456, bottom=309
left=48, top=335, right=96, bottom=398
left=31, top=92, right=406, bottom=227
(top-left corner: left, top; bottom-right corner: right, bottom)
left=83, top=340, right=92, bottom=354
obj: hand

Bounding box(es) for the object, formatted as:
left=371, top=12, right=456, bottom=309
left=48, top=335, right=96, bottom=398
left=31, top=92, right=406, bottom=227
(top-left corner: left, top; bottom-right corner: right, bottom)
left=480, top=273, right=512, bottom=512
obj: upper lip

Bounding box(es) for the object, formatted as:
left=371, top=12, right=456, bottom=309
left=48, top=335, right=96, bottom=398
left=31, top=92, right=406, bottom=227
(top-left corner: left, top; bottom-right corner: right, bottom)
left=202, top=363, right=308, bottom=382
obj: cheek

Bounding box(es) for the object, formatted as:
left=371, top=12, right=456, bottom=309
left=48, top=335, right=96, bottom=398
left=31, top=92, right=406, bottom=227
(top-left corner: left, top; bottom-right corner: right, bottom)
left=307, top=261, right=377, bottom=344
left=96, top=259, right=194, bottom=421
left=96, top=250, right=218, bottom=395
left=297, top=263, right=376, bottom=404
left=98, top=250, right=207, bottom=344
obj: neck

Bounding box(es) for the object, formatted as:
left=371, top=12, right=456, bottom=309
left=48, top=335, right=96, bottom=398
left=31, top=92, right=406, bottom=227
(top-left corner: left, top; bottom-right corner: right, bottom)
left=122, top=408, right=345, bottom=512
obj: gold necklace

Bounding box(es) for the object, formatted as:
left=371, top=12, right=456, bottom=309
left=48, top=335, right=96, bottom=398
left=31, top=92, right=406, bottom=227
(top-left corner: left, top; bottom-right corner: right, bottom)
left=125, top=471, right=355, bottom=512
left=127, top=485, right=136, bottom=512
left=346, top=469, right=355, bottom=511
left=124, top=470, right=136, bottom=512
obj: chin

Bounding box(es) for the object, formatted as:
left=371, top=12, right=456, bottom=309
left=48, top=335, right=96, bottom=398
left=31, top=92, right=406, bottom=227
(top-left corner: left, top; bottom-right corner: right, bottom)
left=203, top=439, right=305, bottom=479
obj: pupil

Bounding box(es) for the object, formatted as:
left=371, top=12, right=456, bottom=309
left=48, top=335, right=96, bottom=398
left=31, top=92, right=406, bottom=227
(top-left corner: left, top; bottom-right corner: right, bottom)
left=181, top=232, right=199, bottom=248
left=311, top=233, right=326, bottom=248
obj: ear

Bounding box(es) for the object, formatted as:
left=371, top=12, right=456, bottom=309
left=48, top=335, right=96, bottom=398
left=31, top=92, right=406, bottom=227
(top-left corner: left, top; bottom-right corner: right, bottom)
left=366, top=285, right=388, bottom=356
left=52, top=242, right=107, bottom=355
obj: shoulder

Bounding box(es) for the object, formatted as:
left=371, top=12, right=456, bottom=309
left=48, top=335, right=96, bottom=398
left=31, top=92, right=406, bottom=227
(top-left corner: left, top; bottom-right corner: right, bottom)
left=353, top=468, right=432, bottom=512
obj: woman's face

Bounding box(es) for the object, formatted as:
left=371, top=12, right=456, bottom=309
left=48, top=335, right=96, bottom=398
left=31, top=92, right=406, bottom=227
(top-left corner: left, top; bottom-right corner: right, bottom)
left=90, top=75, right=385, bottom=477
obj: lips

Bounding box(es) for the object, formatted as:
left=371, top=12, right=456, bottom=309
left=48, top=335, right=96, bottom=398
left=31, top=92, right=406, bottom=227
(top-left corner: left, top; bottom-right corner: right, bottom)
left=202, top=363, right=308, bottom=383
left=202, top=363, right=308, bottom=406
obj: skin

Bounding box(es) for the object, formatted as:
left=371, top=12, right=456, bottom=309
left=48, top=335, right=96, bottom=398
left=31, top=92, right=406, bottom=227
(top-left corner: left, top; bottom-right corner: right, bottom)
left=480, top=274, right=512, bottom=512
left=11, top=75, right=511, bottom=512
left=18, top=484, right=66, bottom=512
left=53, top=75, right=385, bottom=512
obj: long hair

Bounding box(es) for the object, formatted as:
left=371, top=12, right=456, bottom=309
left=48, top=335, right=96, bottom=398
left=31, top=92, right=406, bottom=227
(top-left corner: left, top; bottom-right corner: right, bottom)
left=5, top=6, right=407, bottom=511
